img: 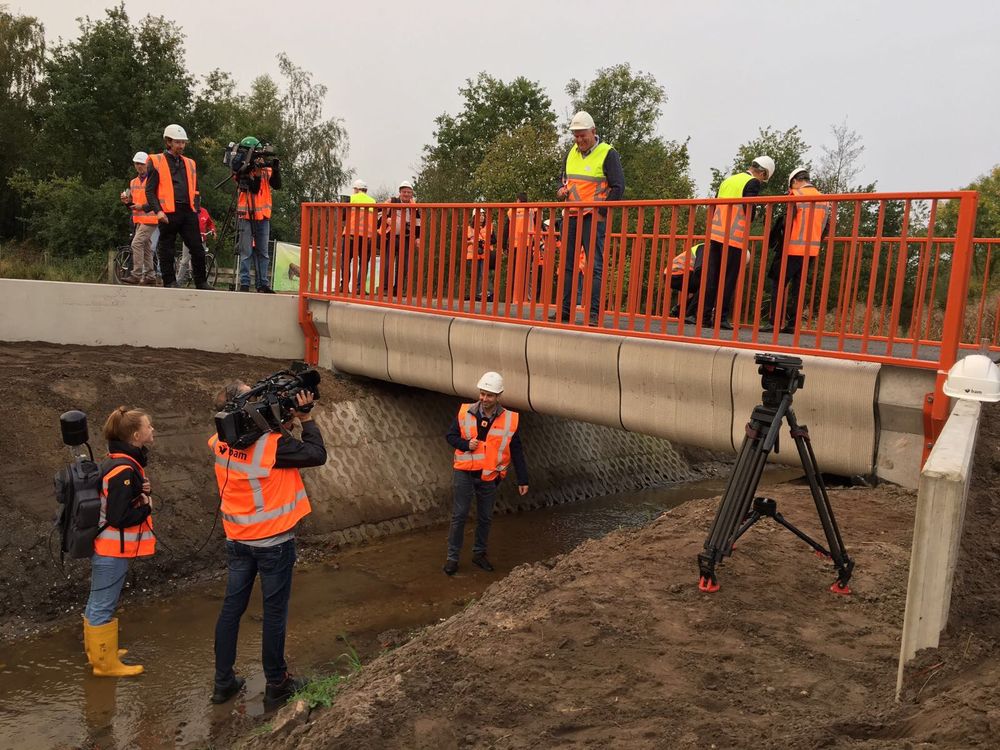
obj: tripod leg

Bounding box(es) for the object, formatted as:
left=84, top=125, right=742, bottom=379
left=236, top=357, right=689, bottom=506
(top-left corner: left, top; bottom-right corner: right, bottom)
left=787, top=409, right=854, bottom=593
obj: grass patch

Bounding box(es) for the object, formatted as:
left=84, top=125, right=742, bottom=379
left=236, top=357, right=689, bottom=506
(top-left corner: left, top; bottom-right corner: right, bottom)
left=0, top=242, right=109, bottom=282
left=290, top=644, right=362, bottom=710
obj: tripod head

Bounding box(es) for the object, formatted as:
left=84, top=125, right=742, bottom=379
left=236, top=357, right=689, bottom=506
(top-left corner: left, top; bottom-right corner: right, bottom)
left=756, top=352, right=805, bottom=408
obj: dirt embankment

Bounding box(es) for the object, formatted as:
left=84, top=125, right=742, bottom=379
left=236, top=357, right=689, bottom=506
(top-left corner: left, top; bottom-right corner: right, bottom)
left=0, top=341, right=362, bottom=641
left=248, top=405, right=1000, bottom=750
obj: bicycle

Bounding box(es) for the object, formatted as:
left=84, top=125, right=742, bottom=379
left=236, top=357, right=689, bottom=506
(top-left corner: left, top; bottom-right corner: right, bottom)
left=113, top=242, right=219, bottom=287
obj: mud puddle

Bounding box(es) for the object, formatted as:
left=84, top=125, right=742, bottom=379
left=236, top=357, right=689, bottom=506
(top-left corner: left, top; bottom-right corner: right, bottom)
left=0, top=470, right=797, bottom=749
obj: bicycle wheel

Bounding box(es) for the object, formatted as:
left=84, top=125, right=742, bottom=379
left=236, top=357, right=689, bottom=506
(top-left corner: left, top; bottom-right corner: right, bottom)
left=113, top=246, right=133, bottom=284
left=205, top=253, right=219, bottom=286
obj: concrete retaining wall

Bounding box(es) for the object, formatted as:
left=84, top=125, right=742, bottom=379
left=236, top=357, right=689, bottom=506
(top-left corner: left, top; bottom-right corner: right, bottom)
left=896, top=398, right=983, bottom=695
left=0, top=279, right=303, bottom=359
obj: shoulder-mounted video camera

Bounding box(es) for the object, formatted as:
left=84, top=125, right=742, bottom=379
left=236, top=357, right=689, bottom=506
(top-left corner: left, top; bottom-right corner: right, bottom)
left=215, top=363, right=321, bottom=448
left=223, top=139, right=279, bottom=176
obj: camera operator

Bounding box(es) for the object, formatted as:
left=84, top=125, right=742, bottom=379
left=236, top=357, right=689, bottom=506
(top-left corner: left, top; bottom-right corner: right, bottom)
left=144, top=124, right=213, bottom=289
left=207, top=382, right=326, bottom=708
left=232, top=136, right=281, bottom=293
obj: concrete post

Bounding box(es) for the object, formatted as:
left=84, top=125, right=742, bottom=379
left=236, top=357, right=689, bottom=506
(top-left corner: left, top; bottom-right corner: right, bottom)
left=896, top=398, right=982, bottom=697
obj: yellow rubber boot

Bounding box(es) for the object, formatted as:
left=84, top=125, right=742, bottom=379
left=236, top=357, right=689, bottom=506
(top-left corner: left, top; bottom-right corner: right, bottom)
left=82, top=616, right=126, bottom=663
left=84, top=618, right=144, bottom=677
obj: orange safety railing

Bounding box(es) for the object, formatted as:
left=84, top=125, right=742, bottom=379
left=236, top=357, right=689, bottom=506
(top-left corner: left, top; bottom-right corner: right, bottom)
left=298, top=192, right=986, bottom=450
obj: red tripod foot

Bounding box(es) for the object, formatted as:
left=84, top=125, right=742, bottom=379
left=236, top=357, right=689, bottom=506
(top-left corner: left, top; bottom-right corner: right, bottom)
left=829, top=580, right=852, bottom=595
left=699, top=575, right=720, bottom=593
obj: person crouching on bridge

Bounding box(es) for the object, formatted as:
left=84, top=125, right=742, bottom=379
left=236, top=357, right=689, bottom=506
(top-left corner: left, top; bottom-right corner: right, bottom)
left=82, top=407, right=156, bottom=678
left=208, top=383, right=327, bottom=708
left=443, top=371, right=529, bottom=576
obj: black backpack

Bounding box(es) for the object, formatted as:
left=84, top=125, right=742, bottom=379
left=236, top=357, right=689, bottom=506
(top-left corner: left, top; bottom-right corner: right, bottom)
left=54, top=455, right=135, bottom=560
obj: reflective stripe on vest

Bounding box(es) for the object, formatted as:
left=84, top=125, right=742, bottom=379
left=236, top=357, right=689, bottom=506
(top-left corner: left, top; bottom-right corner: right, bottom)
left=710, top=172, right=754, bottom=249
left=208, top=432, right=311, bottom=541
left=452, top=404, right=519, bottom=481
left=465, top=220, right=492, bottom=260
left=237, top=167, right=273, bottom=220
left=787, top=185, right=831, bottom=258
left=95, top=454, right=156, bottom=558
left=669, top=243, right=703, bottom=276
left=148, top=153, right=197, bottom=213
left=346, top=192, right=377, bottom=236
left=565, top=141, right=612, bottom=214
left=129, top=176, right=158, bottom=225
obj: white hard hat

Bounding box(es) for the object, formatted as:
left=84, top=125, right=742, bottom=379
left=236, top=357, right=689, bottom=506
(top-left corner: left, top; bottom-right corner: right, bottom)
left=569, top=111, right=596, bottom=131
left=352, top=178, right=368, bottom=190
left=751, top=155, right=775, bottom=181
left=399, top=180, right=413, bottom=190
left=943, top=355, right=1000, bottom=402
left=132, top=151, right=149, bottom=164
left=788, top=165, right=810, bottom=190
left=163, top=124, right=188, bottom=141
left=477, top=371, right=504, bottom=394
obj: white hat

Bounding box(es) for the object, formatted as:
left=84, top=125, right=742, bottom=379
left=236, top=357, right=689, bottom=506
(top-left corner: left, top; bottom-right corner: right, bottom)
left=943, top=355, right=1000, bottom=402
left=751, top=155, right=775, bottom=181
left=399, top=180, right=413, bottom=190
left=787, top=166, right=810, bottom=190
left=477, top=371, right=504, bottom=394
left=352, top=178, right=368, bottom=190
left=132, top=151, right=149, bottom=164
left=569, top=111, right=596, bottom=131
left=163, top=123, right=188, bottom=140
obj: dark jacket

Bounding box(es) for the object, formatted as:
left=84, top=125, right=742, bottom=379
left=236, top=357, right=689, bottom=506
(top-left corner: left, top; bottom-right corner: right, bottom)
left=103, top=440, right=151, bottom=529
left=273, top=420, right=327, bottom=469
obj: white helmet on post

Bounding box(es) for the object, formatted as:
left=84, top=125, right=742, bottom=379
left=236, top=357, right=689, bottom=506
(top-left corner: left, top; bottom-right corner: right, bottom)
left=787, top=166, right=810, bottom=190
left=751, top=155, right=775, bottom=181
left=477, top=371, right=504, bottom=394
left=163, top=124, right=188, bottom=141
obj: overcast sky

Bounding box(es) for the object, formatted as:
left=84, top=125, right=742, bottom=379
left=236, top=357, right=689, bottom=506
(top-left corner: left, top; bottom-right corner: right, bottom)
left=23, top=0, right=1000, bottom=196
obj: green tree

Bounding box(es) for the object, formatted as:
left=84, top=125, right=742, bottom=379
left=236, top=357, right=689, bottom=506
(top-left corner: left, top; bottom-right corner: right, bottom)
left=0, top=6, right=45, bottom=238
left=710, top=125, right=811, bottom=196
left=417, top=73, right=557, bottom=201
left=471, top=124, right=562, bottom=201
left=36, top=3, right=193, bottom=185
left=566, top=63, right=693, bottom=199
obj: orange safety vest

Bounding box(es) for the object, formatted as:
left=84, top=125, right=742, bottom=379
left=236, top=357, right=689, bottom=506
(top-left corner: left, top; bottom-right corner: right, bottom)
left=667, top=243, right=704, bottom=277
left=709, top=172, right=755, bottom=250
left=237, top=167, right=273, bottom=220
left=787, top=185, right=831, bottom=258
left=465, top=219, right=492, bottom=261
left=129, top=176, right=158, bottom=225
left=452, top=404, right=520, bottom=481
left=148, top=153, right=197, bottom=213
left=506, top=207, right=537, bottom=251
left=208, top=432, right=311, bottom=541
left=344, top=194, right=377, bottom=237
left=94, top=453, right=156, bottom=558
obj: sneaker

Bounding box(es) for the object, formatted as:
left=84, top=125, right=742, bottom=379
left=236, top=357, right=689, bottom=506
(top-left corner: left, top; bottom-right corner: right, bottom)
left=210, top=674, right=245, bottom=705
left=684, top=313, right=698, bottom=324
left=472, top=555, right=494, bottom=572
left=442, top=559, right=458, bottom=576
left=546, top=310, right=558, bottom=321
left=257, top=286, right=275, bottom=294
left=238, top=285, right=250, bottom=292
left=780, top=324, right=796, bottom=334
left=718, top=318, right=733, bottom=331
left=264, top=673, right=306, bottom=708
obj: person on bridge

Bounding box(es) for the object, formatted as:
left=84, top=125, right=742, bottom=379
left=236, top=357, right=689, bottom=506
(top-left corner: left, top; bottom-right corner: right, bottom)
left=443, top=371, right=529, bottom=576
left=120, top=151, right=159, bottom=286
left=340, top=178, right=377, bottom=293
left=234, top=136, right=281, bottom=293
left=466, top=207, right=496, bottom=303
left=380, top=180, right=421, bottom=297
left=665, top=242, right=706, bottom=318
left=551, top=111, right=625, bottom=326
left=506, top=192, right=538, bottom=302
left=698, top=156, right=774, bottom=329
left=761, top=167, right=832, bottom=333
left=177, top=194, right=216, bottom=287
left=144, top=124, right=213, bottom=289
left=82, top=406, right=156, bottom=678
left=208, top=383, right=327, bottom=708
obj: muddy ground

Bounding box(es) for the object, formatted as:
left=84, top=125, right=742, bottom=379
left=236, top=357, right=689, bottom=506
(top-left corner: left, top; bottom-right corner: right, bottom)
left=242, top=405, right=1000, bottom=750
left=0, top=341, right=362, bottom=641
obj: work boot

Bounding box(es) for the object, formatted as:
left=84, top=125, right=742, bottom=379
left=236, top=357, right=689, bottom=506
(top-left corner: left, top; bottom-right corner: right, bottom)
left=162, top=282, right=178, bottom=288
left=84, top=617, right=143, bottom=677
left=139, top=277, right=157, bottom=287
left=257, top=285, right=275, bottom=294
left=588, top=314, right=600, bottom=327
left=780, top=324, right=796, bottom=335
left=442, top=559, right=458, bottom=576
left=684, top=313, right=698, bottom=324
left=195, top=281, right=214, bottom=290
left=210, top=673, right=246, bottom=705
left=472, top=555, right=494, bottom=572
left=758, top=322, right=774, bottom=333
left=120, top=274, right=141, bottom=285
left=718, top=318, right=733, bottom=331
left=669, top=304, right=680, bottom=318
left=239, top=284, right=250, bottom=292
left=264, top=673, right=306, bottom=708
left=82, top=616, right=127, bottom=662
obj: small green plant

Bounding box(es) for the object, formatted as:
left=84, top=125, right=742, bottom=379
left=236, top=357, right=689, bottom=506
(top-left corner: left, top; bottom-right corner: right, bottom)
left=290, top=643, right=362, bottom=709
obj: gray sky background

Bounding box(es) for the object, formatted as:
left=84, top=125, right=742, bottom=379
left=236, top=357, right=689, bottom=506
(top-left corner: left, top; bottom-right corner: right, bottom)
left=23, top=0, right=1000, bottom=196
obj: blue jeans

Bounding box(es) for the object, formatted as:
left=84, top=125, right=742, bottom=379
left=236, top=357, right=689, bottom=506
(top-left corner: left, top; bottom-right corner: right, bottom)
left=447, top=471, right=498, bottom=561
left=560, top=212, right=607, bottom=318
left=85, top=554, right=130, bottom=626
left=237, top=217, right=271, bottom=289
left=214, top=538, right=297, bottom=685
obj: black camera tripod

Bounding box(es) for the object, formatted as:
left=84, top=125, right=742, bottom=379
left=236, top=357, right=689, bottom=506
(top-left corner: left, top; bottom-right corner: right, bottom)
left=697, top=370, right=854, bottom=595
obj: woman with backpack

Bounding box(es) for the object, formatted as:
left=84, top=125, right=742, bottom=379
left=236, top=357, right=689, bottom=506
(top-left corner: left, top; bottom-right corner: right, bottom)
left=82, top=406, right=156, bottom=677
